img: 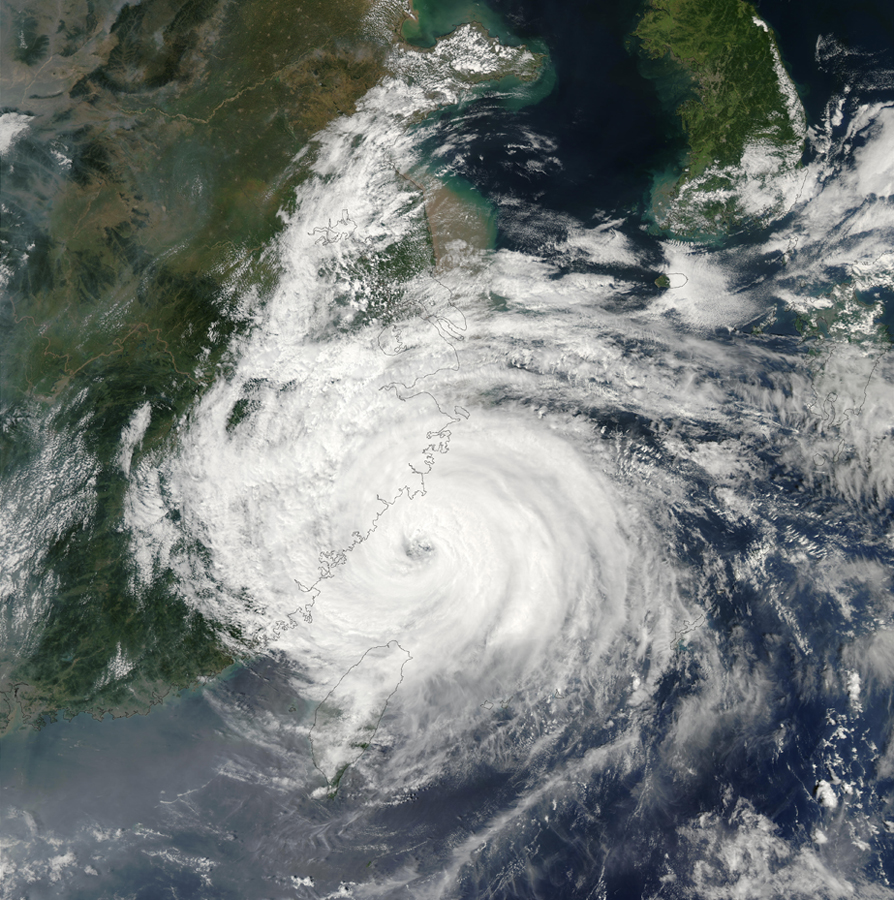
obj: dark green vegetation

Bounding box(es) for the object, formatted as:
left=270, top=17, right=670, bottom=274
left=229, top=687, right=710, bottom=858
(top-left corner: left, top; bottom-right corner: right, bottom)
left=795, top=285, right=893, bottom=346
left=343, top=231, right=435, bottom=326
left=0, top=0, right=398, bottom=729
left=631, top=0, right=805, bottom=240
left=634, top=0, right=802, bottom=178
left=330, top=196, right=436, bottom=332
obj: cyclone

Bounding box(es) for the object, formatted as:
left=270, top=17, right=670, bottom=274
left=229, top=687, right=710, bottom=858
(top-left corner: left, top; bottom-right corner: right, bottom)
left=304, top=409, right=635, bottom=678
left=78, top=5, right=894, bottom=897
left=128, top=286, right=685, bottom=791
left=5, top=0, right=894, bottom=895
left=122, top=27, right=695, bottom=796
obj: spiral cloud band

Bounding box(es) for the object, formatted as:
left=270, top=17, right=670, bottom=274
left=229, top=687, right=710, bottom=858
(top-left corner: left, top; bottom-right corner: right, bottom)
left=123, top=34, right=693, bottom=792
left=127, top=310, right=680, bottom=789
left=115, top=18, right=894, bottom=897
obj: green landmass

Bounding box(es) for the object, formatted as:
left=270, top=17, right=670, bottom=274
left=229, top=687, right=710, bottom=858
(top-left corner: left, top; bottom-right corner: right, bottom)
left=750, top=255, right=894, bottom=348
left=0, top=0, right=400, bottom=730
left=399, top=0, right=552, bottom=110
left=632, top=0, right=805, bottom=238
left=2, top=0, right=392, bottom=406
left=795, top=284, right=893, bottom=347
left=309, top=642, right=410, bottom=795
left=323, top=186, right=436, bottom=332
left=635, top=0, right=799, bottom=176
left=0, top=0, right=544, bottom=732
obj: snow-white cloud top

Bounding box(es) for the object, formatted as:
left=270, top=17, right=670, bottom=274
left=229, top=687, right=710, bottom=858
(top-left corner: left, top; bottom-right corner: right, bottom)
left=0, top=112, right=32, bottom=155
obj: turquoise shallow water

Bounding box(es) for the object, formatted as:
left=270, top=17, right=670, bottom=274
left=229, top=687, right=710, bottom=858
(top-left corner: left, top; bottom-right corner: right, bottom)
left=402, top=0, right=524, bottom=47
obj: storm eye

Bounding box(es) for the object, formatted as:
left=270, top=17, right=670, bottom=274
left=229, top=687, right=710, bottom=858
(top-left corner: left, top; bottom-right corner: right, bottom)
left=404, top=536, right=435, bottom=560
